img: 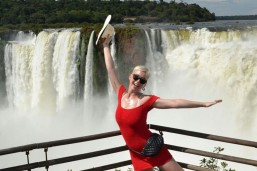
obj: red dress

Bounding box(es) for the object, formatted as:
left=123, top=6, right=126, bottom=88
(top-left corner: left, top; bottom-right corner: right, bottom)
left=115, top=85, right=172, bottom=171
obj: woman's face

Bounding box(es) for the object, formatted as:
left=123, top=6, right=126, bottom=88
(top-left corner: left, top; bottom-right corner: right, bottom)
left=129, top=70, right=147, bottom=92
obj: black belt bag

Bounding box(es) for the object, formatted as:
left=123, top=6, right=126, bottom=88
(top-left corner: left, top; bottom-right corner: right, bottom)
left=130, top=131, right=164, bottom=157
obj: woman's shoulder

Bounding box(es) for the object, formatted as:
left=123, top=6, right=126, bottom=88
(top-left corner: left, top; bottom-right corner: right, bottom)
left=140, top=94, right=159, bottom=110
left=141, top=94, right=159, bottom=103
left=141, top=93, right=159, bottom=98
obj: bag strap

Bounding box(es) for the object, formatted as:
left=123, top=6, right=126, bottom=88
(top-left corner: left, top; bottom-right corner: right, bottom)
left=129, top=148, right=142, bottom=155
left=159, top=130, right=163, bottom=136
left=148, top=124, right=163, bottom=136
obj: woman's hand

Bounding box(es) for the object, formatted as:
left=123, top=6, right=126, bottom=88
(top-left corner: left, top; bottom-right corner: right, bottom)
left=204, top=99, right=222, bottom=107
left=102, top=34, right=112, bottom=47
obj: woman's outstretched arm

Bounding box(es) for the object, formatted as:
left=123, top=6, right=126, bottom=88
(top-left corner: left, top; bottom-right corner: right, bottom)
left=103, top=35, right=121, bottom=95
left=153, top=98, right=222, bottom=109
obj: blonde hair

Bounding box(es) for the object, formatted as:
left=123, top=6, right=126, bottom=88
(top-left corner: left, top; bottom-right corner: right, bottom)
left=132, top=65, right=150, bottom=79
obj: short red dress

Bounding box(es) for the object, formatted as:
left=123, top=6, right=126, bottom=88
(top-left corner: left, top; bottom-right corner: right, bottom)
left=115, top=85, right=172, bottom=171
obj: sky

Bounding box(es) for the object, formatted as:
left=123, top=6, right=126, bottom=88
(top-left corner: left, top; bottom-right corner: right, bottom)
left=172, top=0, right=257, bottom=16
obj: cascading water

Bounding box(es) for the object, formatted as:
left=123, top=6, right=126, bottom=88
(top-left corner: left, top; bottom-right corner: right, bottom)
left=4, top=30, right=82, bottom=112
left=52, top=30, right=81, bottom=111
left=31, top=31, right=58, bottom=110
left=15, top=31, right=36, bottom=42
left=0, top=22, right=257, bottom=171
left=144, top=30, right=167, bottom=93
left=161, top=28, right=257, bottom=129
left=4, top=37, right=35, bottom=109
left=84, top=31, right=94, bottom=100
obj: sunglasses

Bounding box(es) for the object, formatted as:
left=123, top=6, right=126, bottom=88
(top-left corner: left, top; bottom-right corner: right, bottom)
left=133, top=74, right=147, bottom=84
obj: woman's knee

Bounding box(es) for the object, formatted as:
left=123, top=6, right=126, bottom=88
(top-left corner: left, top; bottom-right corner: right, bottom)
left=142, top=168, right=156, bottom=171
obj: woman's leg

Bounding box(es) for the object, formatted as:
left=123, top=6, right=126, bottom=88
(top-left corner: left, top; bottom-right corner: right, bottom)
left=142, top=168, right=155, bottom=171
left=159, top=158, right=184, bottom=171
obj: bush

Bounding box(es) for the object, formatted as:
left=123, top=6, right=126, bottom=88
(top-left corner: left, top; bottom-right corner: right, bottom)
left=200, top=147, right=236, bottom=171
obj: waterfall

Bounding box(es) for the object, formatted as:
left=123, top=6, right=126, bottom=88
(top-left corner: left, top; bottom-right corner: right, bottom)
left=2, top=27, right=257, bottom=136
left=145, top=30, right=157, bottom=92
left=84, top=31, right=94, bottom=100
left=4, top=30, right=81, bottom=111
left=4, top=38, right=35, bottom=109
left=161, top=28, right=257, bottom=128
left=144, top=30, right=167, bottom=93
left=52, top=30, right=81, bottom=111
left=31, top=31, right=58, bottom=110
left=15, top=31, right=36, bottom=42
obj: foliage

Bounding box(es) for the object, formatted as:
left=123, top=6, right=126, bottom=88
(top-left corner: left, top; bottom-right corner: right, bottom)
left=216, top=15, right=257, bottom=20
left=200, top=147, right=236, bottom=171
left=0, top=0, right=215, bottom=32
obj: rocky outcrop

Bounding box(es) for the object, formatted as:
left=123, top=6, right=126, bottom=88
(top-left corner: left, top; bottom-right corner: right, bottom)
left=114, top=27, right=147, bottom=84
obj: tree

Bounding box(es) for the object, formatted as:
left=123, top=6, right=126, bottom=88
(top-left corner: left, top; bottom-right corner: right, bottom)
left=0, top=0, right=216, bottom=27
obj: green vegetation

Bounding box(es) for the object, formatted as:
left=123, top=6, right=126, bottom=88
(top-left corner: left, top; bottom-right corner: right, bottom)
left=200, top=147, right=236, bottom=171
left=216, top=15, right=257, bottom=20
left=0, top=0, right=215, bottom=32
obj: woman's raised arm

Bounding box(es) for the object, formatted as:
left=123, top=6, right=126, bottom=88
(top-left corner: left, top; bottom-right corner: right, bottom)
left=103, top=36, right=121, bottom=95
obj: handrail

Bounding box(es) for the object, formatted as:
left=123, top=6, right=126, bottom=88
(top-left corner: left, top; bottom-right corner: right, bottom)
left=149, top=124, right=257, bottom=148
left=83, top=161, right=214, bottom=171
left=0, top=146, right=128, bottom=171
left=0, top=130, right=121, bottom=156
left=166, top=144, right=257, bottom=166
left=0, top=124, right=256, bottom=171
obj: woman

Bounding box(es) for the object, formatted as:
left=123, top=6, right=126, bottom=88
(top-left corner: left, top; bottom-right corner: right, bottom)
left=102, top=35, right=222, bottom=171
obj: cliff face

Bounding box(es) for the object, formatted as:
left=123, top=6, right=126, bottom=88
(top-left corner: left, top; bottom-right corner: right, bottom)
left=110, top=27, right=147, bottom=85
left=0, top=34, right=8, bottom=104
left=115, top=27, right=146, bottom=65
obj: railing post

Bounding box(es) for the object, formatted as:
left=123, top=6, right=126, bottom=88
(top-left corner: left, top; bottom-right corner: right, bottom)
left=25, top=151, right=31, bottom=171
left=44, top=148, right=49, bottom=171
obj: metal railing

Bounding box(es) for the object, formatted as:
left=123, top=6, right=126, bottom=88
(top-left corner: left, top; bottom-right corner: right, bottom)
left=0, top=124, right=256, bottom=171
